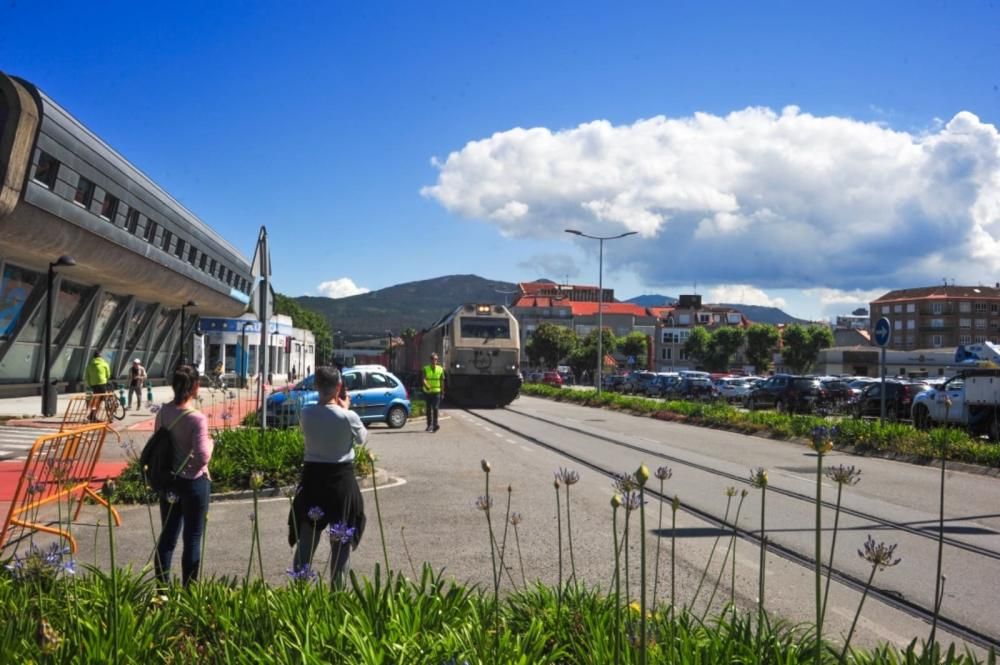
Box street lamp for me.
[494,286,518,307]
[42,255,75,416]
[241,320,255,387]
[564,229,637,395]
[178,300,197,367]
[334,329,342,366]
[385,329,394,370]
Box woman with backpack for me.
[154,365,213,586]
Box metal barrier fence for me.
[0,423,120,554]
[60,392,116,432]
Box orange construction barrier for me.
[60,392,115,432]
[0,423,120,554]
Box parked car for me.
[854,380,931,421]
[744,374,826,413]
[621,371,658,395]
[665,377,718,400]
[266,366,411,428]
[715,377,752,402]
[820,378,853,406]
[541,371,564,388]
[645,373,680,397]
[602,374,626,391]
[525,371,544,383]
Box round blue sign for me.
[874,317,891,347]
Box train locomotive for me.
[392,304,521,407]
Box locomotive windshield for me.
[461,317,510,339]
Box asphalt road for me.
[30,395,996,654]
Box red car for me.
[541,371,564,388]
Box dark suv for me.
[744,374,826,413]
[664,377,717,400]
[853,380,930,420]
[621,371,658,395]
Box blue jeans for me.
[155,475,211,586]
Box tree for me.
[745,323,780,373]
[711,326,746,372]
[525,323,578,368]
[781,324,834,373]
[683,327,713,369]
[619,332,649,369]
[568,328,618,377]
[274,293,333,365]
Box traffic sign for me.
[874,317,891,347]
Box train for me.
[391,303,522,407]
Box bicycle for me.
[88,386,126,422]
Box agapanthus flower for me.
[248,512,256,522]
[749,467,769,489]
[329,522,356,544]
[221,411,232,421]
[611,494,622,509]
[826,464,862,486]
[286,564,318,582]
[724,486,737,497]
[671,495,680,511]
[655,466,673,481]
[27,479,46,495]
[858,535,902,570]
[810,426,833,454]
[635,464,650,485]
[249,471,265,490]
[510,512,522,526]
[165,491,179,505]
[554,467,579,486]
[481,459,491,473]
[100,479,116,500]
[612,472,637,494]
[307,506,325,522]
[623,491,643,512]
[474,495,493,512]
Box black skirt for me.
[287,461,366,549]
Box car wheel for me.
[913,404,931,430]
[387,405,408,429]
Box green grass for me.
[0,566,987,663]
[521,385,1000,468]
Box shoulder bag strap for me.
[166,408,195,431]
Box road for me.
[20,394,996,654]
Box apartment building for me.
[653,295,749,371]
[870,285,1000,350]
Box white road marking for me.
[520,446,533,453]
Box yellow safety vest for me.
[423,364,444,394]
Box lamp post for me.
[334,329,342,366]
[42,255,76,417]
[385,329,394,370]
[564,229,637,395]
[494,286,518,307]
[177,300,197,367]
[241,320,255,387]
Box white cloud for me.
[316,278,370,299]
[802,287,888,318]
[423,108,1000,291]
[706,284,786,309]
[516,253,581,280]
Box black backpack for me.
[139,409,192,493]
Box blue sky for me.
[3,1,999,321]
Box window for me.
[460,317,510,339]
[932,335,943,347]
[931,319,944,328]
[209,259,217,275]
[881,305,890,314]
[960,318,971,328]
[144,219,158,241]
[906,303,915,313]
[678,314,691,325]
[960,334,972,344]
[894,319,902,330]
[975,302,988,313]
[161,230,173,250]
[188,246,198,265]
[976,319,987,329]
[907,320,915,330]
[74,177,95,208]
[100,193,119,221]
[199,254,208,271]
[126,209,140,234]
[992,303,999,314]
[661,348,670,360]
[174,238,186,258]
[932,302,943,314]
[33,152,60,189]
[976,335,987,343]
[893,304,902,313]
[992,321,999,330]
[960,301,971,313]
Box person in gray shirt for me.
[289,367,367,585]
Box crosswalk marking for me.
[0,426,56,461]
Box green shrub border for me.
[520,384,1000,469]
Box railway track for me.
[464,405,1000,654]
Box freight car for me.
[392,304,521,407]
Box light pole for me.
[334,329,342,367]
[494,286,518,307]
[241,320,255,387]
[385,329,394,370]
[42,255,76,416]
[564,229,637,394]
[177,300,197,367]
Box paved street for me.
[3,394,979,654]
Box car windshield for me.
[792,378,819,389]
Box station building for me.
[198,314,315,385]
[0,71,252,396]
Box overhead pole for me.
[250,226,271,430]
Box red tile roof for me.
[569,302,649,317]
[512,295,570,308]
[873,285,1000,302]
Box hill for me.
[624,294,807,324]
[624,294,678,306]
[294,275,518,336]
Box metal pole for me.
[880,346,886,423]
[179,306,186,366]
[597,238,604,395]
[258,228,270,430]
[42,265,55,417]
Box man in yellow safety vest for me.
[422,352,445,432]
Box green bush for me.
[520,384,1000,468]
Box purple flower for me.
[329,522,356,545]
[307,506,325,522]
[286,564,317,582]
[165,491,179,505]
[623,491,644,512]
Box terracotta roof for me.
[569,302,649,317]
[647,306,675,318]
[511,295,570,308]
[873,285,1000,302]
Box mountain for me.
[714,303,810,325]
[625,294,678,306]
[294,275,518,336]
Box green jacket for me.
[85,357,111,388]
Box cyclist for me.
[85,352,112,422]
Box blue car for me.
[265,365,411,428]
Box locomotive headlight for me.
[455,363,463,369]
[476,304,491,314]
